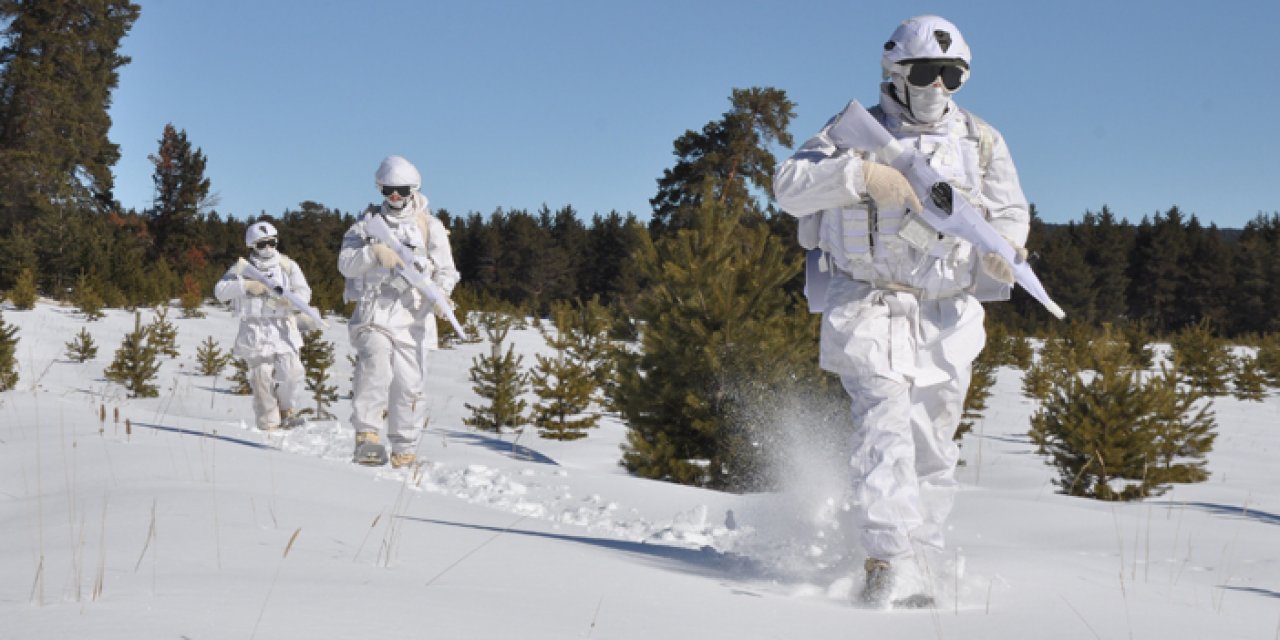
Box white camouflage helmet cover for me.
[881,15,972,78]
[374,155,422,189]
[245,220,278,247]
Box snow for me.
[2,300,1278,639]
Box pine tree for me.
[299,329,338,420]
[64,328,98,363]
[438,286,470,349]
[650,87,795,234]
[147,306,180,358]
[104,312,160,398]
[1117,319,1156,370]
[1169,319,1233,396]
[981,320,1032,368]
[1035,225,1096,322]
[72,272,106,320]
[1232,354,1268,402]
[0,221,38,292]
[147,123,213,269]
[1128,209,1191,333]
[463,314,529,434]
[275,201,350,315]
[179,274,205,318]
[228,358,252,395]
[616,202,817,490]
[1079,207,1133,324]
[0,311,18,390]
[8,267,37,309]
[581,211,646,304]
[0,1,141,230]
[1254,333,1280,387]
[194,336,231,377]
[959,348,997,440]
[1178,218,1233,329]
[1230,215,1280,335]
[1145,366,1216,486]
[1028,328,1217,500]
[530,302,599,440]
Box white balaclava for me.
[903,84,951,123]
[375,155,423,217]
[881,15,972,124]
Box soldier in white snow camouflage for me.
[773,15,1031,607]
[338,155,459,469]
[214,221,312,432]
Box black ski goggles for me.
[902,60,968,91]
[254,238,277,249]
[381,185,412,197]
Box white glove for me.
[243,280,270,296]
[979,238,1028,285]
[371,243,404,269]
[862,161,924,213]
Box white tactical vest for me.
[796,103,996,300]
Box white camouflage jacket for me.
[337,195,460,348]
[213,253,309,358]
[774,85,1029,301]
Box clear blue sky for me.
[108,0,1280,228]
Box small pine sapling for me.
[179,274,206,319]
[72,272,106,321]
[463,314,529,434]
[104,312,161,398]
[65,328,99,363]
[1254,333,1280,388]
[959,347,997,441]
[1232,354,1268,401]
[195,336,232,377]
[299,329,338,420]
[1169,319,1233,396]
[0,311,19,390]
[229,358,252,395]
[1028,327,1217,501]
[8,267,38,310]
[530,302,599,440]
[147,306,180,359]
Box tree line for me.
[995,207,1280,338]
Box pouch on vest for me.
[797,213,821,250]
[804,249,831,313]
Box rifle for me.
[362,210,467,336]
[828,100,1065,320]
[234,257,328,329]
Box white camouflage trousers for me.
[350,326,427,455]
[245,352,304,431]
[820,275,985,560]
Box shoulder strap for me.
[960,107,995,178]
[415,210,432,248]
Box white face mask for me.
[252,246,278,262]
[906,84,952,124]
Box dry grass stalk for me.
[250,528,303,640]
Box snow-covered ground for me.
[2,300,1277,639]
